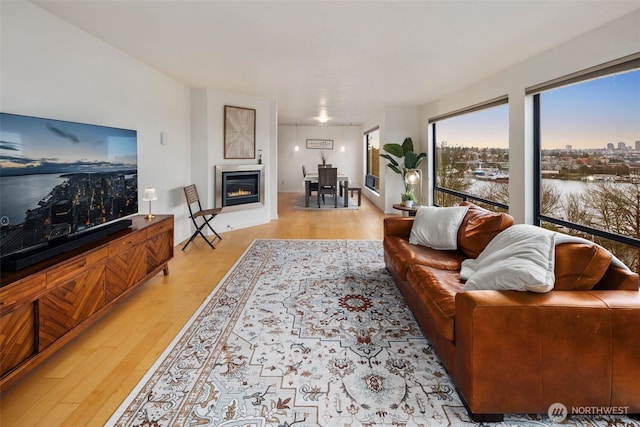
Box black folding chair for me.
[182,184,222,250]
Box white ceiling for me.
[32,0,640,126]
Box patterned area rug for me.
[107,240,639,427]
[293,194,359,210]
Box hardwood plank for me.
[0,192,386,426]
[0,377,60,425]
[36,403,78,427]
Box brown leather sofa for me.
[383,202,640,421]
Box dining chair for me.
[302,165,319,196]
[182,184,223,250]
[317,167,338,208]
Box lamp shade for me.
[143,187,158,202]
[405,169,421,185]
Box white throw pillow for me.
[461,224,555,293]
[409,205,469,250]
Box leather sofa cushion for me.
[457,202,514,259]
[554,243,612,291]
[593,265,640,290]
[384,236,466,281]
[406,265,463,341]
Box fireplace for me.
[222,171,259,206]
[215,165,265,211]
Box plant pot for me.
[404,200,414,208]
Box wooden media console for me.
[0,215,174,391]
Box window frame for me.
[429,96,509,211]
[364,126,380,193]
[531,53,640,249]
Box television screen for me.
[0,112,138,259]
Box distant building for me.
[636,140,640,151]
[566,144,572,151]
[607,143,615,150]
[618,141,626,150]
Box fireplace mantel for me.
[215,165,265,212]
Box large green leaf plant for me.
[380,137,426,194]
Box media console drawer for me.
[107,230,146,258]
[0,214,174,391]
[46,247,108,289]
[147,219,173,238]
[0,275,46,314]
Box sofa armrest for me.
[383,217,414,239]
[454,290,640,415]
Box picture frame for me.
[306,139,334,150]
[224,105,256,159]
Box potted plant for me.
[401,189,417,208]
[380,137,426,201]
[319,150,329,166]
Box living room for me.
[2,1,640,425]
[3,2,638,239]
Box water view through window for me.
[434,67,640,271]
[538,68,640,271]
[433,102,509,208]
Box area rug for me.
[107,239,638,427]
[293,194,359,210]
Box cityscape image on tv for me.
[0,113,138,258]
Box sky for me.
[0,113,137,176]
[437,104,509,149]
[436,68,640,150]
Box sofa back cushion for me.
[409,205,469,250]
[592,264,640,290]
[554,243,612,291]
[457,202,514,258]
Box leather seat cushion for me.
[457,202,514,259]
[384,236,466,281]
[554,242,612,291]
[406,265,463,341]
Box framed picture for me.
[224,105,256,159]
[306,139,334,150]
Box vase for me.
[404,200,414,208]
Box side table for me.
[392,203,418,217]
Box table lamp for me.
[143,187,158,220]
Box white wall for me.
[1,1,279,244]
[277,125,363,193]
[1,0,193,243]
[419,9,640,223]
[362,107,421,214]
[383,107,421,212]
[191,89,278,231]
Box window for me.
[365,127,380,192]
[531,55,640,271]
[430,99,509,210]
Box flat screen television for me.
[0,112,138,271]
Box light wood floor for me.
[0,192,388,427]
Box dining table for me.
[303,170,350,207]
